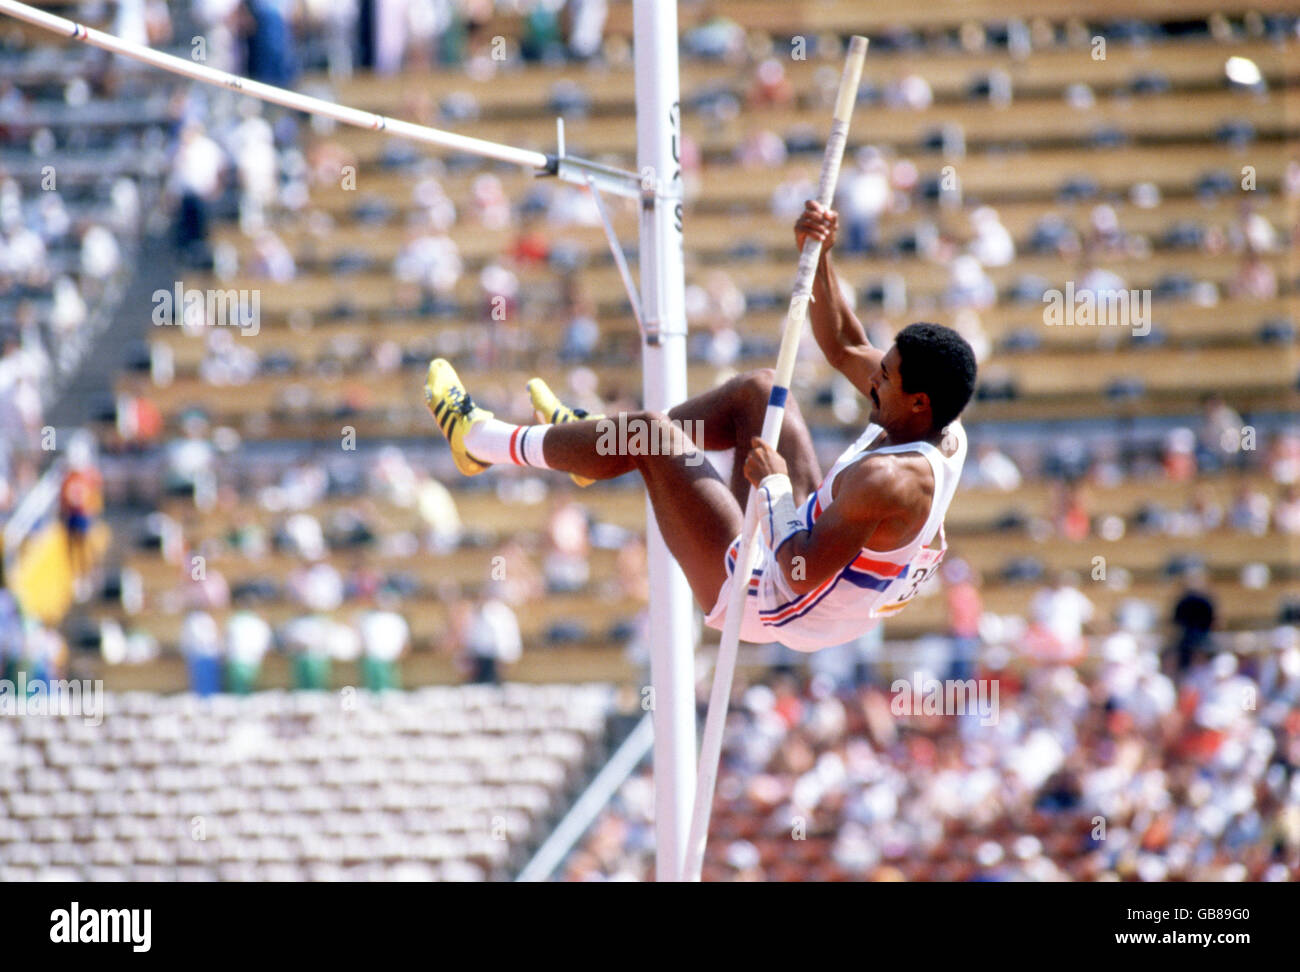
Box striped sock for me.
[463,419,552,469]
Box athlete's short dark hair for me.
[893,322,977,432]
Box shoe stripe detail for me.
[508,426,523,465]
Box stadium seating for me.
[0,684,614,881]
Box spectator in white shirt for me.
[80,224,121,282]
[169,121,225,267]
[838,147,891,253]
[1026,571,1094,664]
[358,607,409,690]
[1273,485,1300,535]
[464,596,521,684]
[224,609,272,693]
[968,206,1015,267]
[973,442,1022,491]
[288,560,344,612]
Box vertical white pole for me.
[633,0,695,882]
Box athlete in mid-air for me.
[423,200,977,652]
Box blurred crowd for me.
[95,440,649,690]
[566,628,1300,881]
[0,170,139,516]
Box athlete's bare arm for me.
[796,200,883,398]
[744,439,931,596]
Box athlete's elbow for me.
[784,560,824,596]
[816,339,849,372]
[787,578,818,597]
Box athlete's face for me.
[867,345,927,428]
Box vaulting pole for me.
[682,35,868,883]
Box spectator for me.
[79,224,121,297]
[228,101,279,235]
[544,497,590,594]
[23,620,66,690]
[415,473,463,553]
[183,559,231,611]
[968,206,1015,267]
[58,435,103,602]
[168,121,225,268]
[945,254,996,311]
[463,595,522,684]
[559,290,600,363]
[1169,569,1215,673]
[943,558,982,680]
[357,605,409,690]
[1085,204,1124,254]
[1267,430,1300,485]
[884,73,933,111]
[1228,484,1271,536]
[1274,484,1300,535]
[734,129,787,169]
[471,174,513,231]
[486,539,543,606]
[682,16,745,61]
[1175,484,1225,535]
[224,609,272,693]
[287,559,344,612]
[393,223,462,312]
[568,0,608,60]
[280,511,328,561]
[1228,252,1277,300]
[282,614,336,690]
[240,0,299,87]
[179,610,223,697]
[972,442,1022,491]
[1196,393,1244,470]
[837,148,892,254]
[0,586,23,685]
[749,58,793,107]
[1162,427,1197,482]
[49,276,88,363]
[1051,481,1090,541]
[1025,571,1094,664]
[950,308,990,364]
[1233,202,1279,254]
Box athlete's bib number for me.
[879,547,946,612]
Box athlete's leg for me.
[526,367,820,503]
[542,411,741,609]
[536,369,821,499]
[426,360,793,608]
[667,368,821,508]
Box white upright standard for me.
[632,0,696,883]
[0,0,700,883]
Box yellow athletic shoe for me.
[424,358,493,476]
[526,377,601,488]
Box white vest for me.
[731,420,967,651]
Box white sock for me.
[463,419,552,469]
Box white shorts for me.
[703,535,817,652]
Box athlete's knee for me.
[636,409,671,432]
[626,410,668,467]
[628,410,704,469]
[743,367,777,401]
